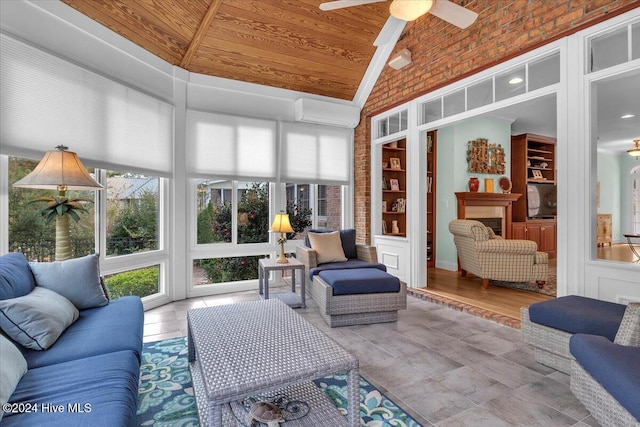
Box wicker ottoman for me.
[310,268,407,327]
[521,296,627,374]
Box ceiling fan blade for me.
[320,0,386,12]
[430,0,478,29]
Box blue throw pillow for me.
[0,253,35,301]
[29,254,108,310]
[0,287,79,350]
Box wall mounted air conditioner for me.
[294,98,360,128]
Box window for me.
[106,172,160,256]
[195,180,270,245]
[284,183,342,236]
[193,256,264,286]
[103,265,160,299]
[588,20,640,73]
[237,181,270,244]
[418,51,560,125]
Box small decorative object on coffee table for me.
[259,257,306,308]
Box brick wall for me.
[354,0,640,244]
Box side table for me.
[258,257,306,308]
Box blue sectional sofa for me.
[0,252,144,426]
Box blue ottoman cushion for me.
[309,259,386,280]
[570,333,640,420]
[319,268,400,296]
[529,295,626,341]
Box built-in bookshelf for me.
[511,133,557,257]
[381,139,406,237]
[426,131,436,267]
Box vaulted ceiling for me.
[61,0,390,101]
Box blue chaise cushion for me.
[309,259,387,280]
[529,295,626,341]
[305,229,358,259]
[3,350,140,427]
[570,333,640,420]
[0,253,35,300]
[319,268,400,296]
[21,296,144,369]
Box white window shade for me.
[0,34,173,177]
[187,110,277,181]
[281,123,351,185]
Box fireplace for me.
[455,192,521,239]
[475,218,503,236]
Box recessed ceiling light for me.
[509,77,523,85]
[621,113,635,119]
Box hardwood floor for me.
[597,242,639,263]
[415,264,555,322]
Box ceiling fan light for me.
[389,0,434,21]
[628,139,640,158]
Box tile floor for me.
[143,290,598,426]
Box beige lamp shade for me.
[13,145,103,191]
[389,0,434,21]
[270,213,294,233]
[271,213,293,263]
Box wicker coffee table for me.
[188,299,359,426]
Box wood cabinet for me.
[511,133,557,257]
[381,139,406,237]
[512,219,557,257]
[597,214,612,247]
[511,133,556,222]
[426,131,436,267]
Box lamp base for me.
[276,237,289,263]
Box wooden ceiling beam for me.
[180,0,223,69]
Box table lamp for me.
[270,212,294,263]
[13,145,104,260]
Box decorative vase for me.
[392,220,400,234]
[484,178,494,193]
[468,177,479,192]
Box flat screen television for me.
[527,183,557,218]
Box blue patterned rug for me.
[137,337,422,426]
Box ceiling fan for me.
[319,0,478,29]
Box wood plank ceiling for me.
[61,0,390,100]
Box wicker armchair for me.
[296,237,406,327]
[448,219,548,289]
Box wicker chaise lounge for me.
[296,229,407,327]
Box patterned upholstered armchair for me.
[448,219,548,289]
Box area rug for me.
[489,267,557,296]
[137,337,422,427]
